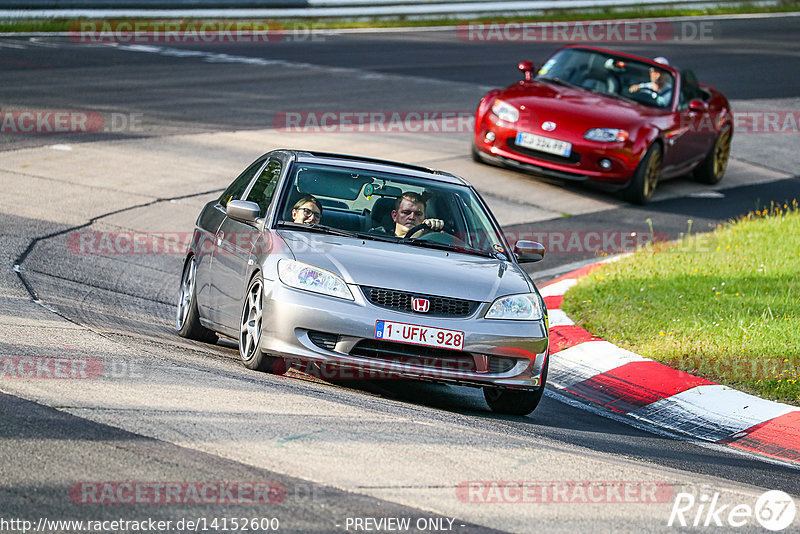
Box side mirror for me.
[518,61,535,82]
[514,240,545,263]
[226,200,260,224]
[688,99,708,113]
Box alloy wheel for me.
[176,257,195,330]
[239,279,263,362]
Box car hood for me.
[497,81,664,132]
[279,230,532,302]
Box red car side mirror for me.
[688,99,708,113]
[518,61,535,82]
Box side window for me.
[219,157,266,207]
[245,158,282,216]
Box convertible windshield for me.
[276,163,509,258]
[537,48,675,109]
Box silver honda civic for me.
[177,150,549,415]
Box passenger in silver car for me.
[291,195,323,225]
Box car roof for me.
[283,150,470,186]
[558,44,680,76]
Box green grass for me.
[2,2,800,33]
[562,202,800,405]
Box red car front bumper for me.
[474,115,642,188]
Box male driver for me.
[383,191,444,238]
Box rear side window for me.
[245,158,282,216]
[219,157,266,207]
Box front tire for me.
[483,357,548,416]
[176,256,218,343]
[623,143,662,205]
[239,275,285,374]
[693,126,731,185]
[471,141,483,163]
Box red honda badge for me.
[412,298,430,313]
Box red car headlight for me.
[491,99,519,123]
[584,128,629,142]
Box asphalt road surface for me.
[1,14,799,533]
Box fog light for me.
[598,158,612,170]
[484,131,496,143]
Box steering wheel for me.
[403,223,473,250]
[404,223,435,240]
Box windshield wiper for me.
[537,76,579,89]
[277,221,356,238]
[404,238,497,259]
[589,89,637,104]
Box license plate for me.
[515,131,572,157]
[374,320,464,351]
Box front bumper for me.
[475,118,640,187]
[259,280,549,390]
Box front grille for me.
[350,339,476,372]
[349,340,522,375]
[506,138,582,164]
[308,331,338,351]
[361,286,479,317]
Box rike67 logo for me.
[668,490,797,531]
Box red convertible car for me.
[472,45,733,204]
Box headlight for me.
[584,128,629,142]
[278,259,354,300]
[491,99,519,123]
[485,293,543,321]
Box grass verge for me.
[561,202,800,405]
[1,2,800,33]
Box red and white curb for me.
[541,262,800,466]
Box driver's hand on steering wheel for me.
[424,219,444,231]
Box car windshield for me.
[275,162,509,259]
[537,48,675,109]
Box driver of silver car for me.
[374,191,444,238]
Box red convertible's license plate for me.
[515,131,572,157]
[374,320,464,350]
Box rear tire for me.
[693,126,731,185]
[483,357,548,416]
[239,275,285,374]
[176,256,218,343]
